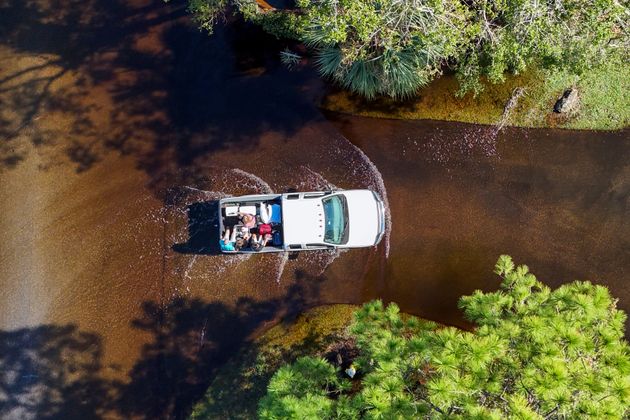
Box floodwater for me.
[0,0,628,418]
[327,115,629,326]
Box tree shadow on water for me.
[0,0,182,169]
[0,325,120,419]
[119,298,276,418]
[0,277,322,419]
[0,0,321,185]
[120,275,323,418]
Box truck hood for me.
[282,190,383,248]
[343,190,381,247]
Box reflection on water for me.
[0,0,629,418]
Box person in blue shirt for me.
[220,227,248,252]
[220,228,237,251]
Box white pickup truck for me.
[218,190,386,253]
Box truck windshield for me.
[322,194,348,245]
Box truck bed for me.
[218,194,284,253]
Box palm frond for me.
[314,47,344,78]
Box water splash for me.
[170,168,289,287]
[173,254,198,295]
[335,136,392,259]
[229,168,273,194]
[272,252,288,284]
[198,261,248,289]
[423,88,525,164]
[181,186,229,199]
[298,165,339,191]
[123,173,262,297]
[305,248,347,277]
[422,125,500,163]
[182,255,197,282]
[181,185,208,194]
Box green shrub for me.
[260,256,630,418]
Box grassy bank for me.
[321,60,630,131]
[190,305,359,419]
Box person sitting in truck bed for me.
[221,228,248,252]
[239,212,256,228]
[250,233,272,251]
[220,228,237,252]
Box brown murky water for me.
[327,115,629,326]
[0,0,628,418]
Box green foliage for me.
[176,0,230,33]
[191,305,358,419]
[322,58,630,130]
[169,0,307,40]
[250,11,306,40]
[280,49,302,69]
[258,356,352,419]
[299,0,468,99]
[182,0,628,101]
[179,0,629,103]
[259,256,630,419]
[455,0,628,96]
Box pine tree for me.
[259,256,630,419]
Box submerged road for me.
[0,0,628,418]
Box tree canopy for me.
[298,0,469,99]
[259,255,630,419]
[455,0,629,95]
[181,0,628,99]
